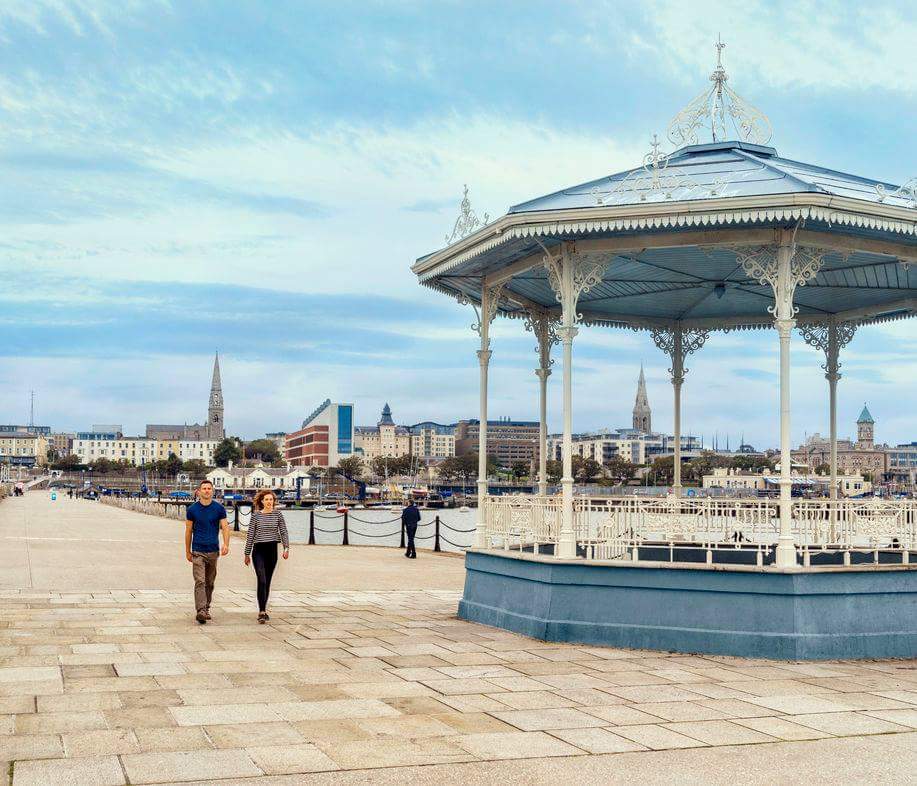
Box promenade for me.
[0,493,915,785]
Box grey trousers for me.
[192,552,218,613]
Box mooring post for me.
[342,509,349,546]
[233,502,240,532]
[400,519,405,549]
[308,509,315,545]
[434,515,441,552]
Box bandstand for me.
[412,46,917,660]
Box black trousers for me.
[405,523,417,557]
[252,542,278,612]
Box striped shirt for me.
[245,510,290,555]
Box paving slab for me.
[121,749,263,782]
[12,754,126,786]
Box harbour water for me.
[239,506,477,553]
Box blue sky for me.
[1,0,915,446]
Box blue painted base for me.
[458,551,917,660]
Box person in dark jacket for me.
[402,499,421,558]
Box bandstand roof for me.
[413,52,917,333]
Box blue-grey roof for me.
[509,142,908,213]
[413,141,917,330]
[857,404,874,424]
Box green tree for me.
[649,455,675,485]
[89,458,115,474]
[572,456,602,483]
[813,462,830,475]
[244,438,281,464]
[603,456,638,483]
[434,456,462,482]
[182,459,209,477]
[510,461,530,480]
[51,454,83,471]
[213,438,242,468]
[729,454,776,473]
[337,455,364,478]
[545,459,563,483]
[165,452,182,476]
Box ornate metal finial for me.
[667,38,772,147]
[592,134,694,205]
[875,178,917,209]
[444,185,490,245]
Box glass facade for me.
[337,405,353,455]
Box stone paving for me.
[1,494,916,784]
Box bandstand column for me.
[526,311,558,496]
[652,325,709,497]
[543,242,607,559]
[469,283,502,548]
[799,320,856,503]
[736,232,829,568]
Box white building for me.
[548,429,702,466]
[354,404,411,461]
[702,467,872,497]
[73,430,219,467]
[0,431,49,468]
[207,463,313,492]
[410,422,455,461]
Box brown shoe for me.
[257,612,267,624]
[203,610,212,621]
[196,612,207,624]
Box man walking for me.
[402,498,420,559]
[184,480,229,624]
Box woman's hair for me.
[253,489,276,511]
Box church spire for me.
[207,352,224,439]
[632,364,652,433]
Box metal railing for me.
[480,494,917,567]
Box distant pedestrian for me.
[244,490,289,623]
[184,480,229,624]
[402,498,420,559]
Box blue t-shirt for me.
[186,501,227,553]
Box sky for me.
[1,0,915,448]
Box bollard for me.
[308,509,316,545]
[400,520,405,549]
[342,509,349,546]
[233,502,240,532]
[434,515,441,552]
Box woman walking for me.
[244,490,290,623]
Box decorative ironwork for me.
[875,178,917,209]
[469,283,504,345]
[444,185,490,245]
[525,310,560,372]
[542,244,609,325]
[799,321,857,379]
[592,135,693,205]
[667,36,772,147]
[651,326,710,383]
[731,244,832,318]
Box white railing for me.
[479,494,917,567]
[481,494,560,553]
[98,496,189,521]
[793,499,917,564]
[581,496,777,564]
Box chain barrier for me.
[348,529,403,539]
[439,534,468,549]
[313,526,344,534]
